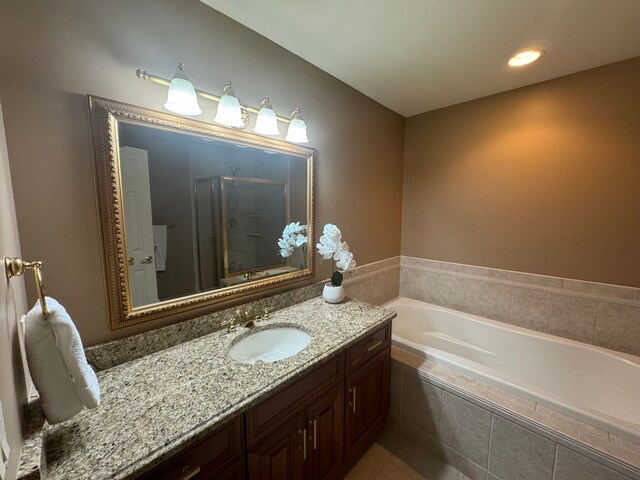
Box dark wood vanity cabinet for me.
[138,415,243,480]
[344,349,390,462]
[247,355,345,480]
[137,322,391,480]
[247,322,390,480]
[247,384,344,480]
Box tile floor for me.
[345,423,469,480]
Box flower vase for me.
[323,283,345,304]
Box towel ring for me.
[4,257,49,317]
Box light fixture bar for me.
[136,68,291,123]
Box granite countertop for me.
[40,297,395,479]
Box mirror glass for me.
[89,97,315,329]
[116,120,312,309]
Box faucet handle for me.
[263,307,273,318]
[221,316,237,333]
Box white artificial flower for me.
[294,234,308,247]
[316,224,357,272]
[316,235,336,259]
[323,224,342,244]
[335,242,356,271]
[278,222,308,258]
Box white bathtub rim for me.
[385,296,640,366]
[385,297,640,444]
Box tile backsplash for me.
[400,256,640,357]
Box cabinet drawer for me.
[246,352,344,447]
[346,323,390,373]
[140,416,243,480]
[201,458,244,480]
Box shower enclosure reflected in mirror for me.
[195,176,297,290]
[89,96,315,329]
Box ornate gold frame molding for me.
[88,95,316,330]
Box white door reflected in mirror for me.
[120,146,159,307]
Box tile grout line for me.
[592,301,601,345]
[372,453,390,479]
[551,443,560,480]
[486,414,495,479]
[508,287,515,324]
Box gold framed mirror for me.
[88,96,315,329]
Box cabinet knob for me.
[177,465,201,480]
[348,387,357,413]
[313,419,317,450]
[365,339,383,352]
[303,428,307,460]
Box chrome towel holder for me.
[4,256,49,317]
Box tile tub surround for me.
[343,256,400,307]
[400,256,640,356]
[86,256,400,371]
[390,347,640,480]
[27,298,394,479]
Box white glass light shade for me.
[285,108,309,143]
[253,97,280,135]
[164,64,202,116]
[214,82,244,128]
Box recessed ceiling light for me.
[508,49,545,67]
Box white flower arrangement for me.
[278,222,308,259]
[316,223,356,286]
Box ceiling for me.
[200,0,640,117]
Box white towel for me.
[153,225,167,271]
[24,297,100,424]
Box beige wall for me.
[0,0,405,345]
[402,57,640,288]
[0,103,30,480]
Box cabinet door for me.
[248,412,306,480]
[344,349,390,462]
[306,383,344,480]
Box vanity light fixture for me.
[136,64,311,143]
[213,82,245,128]
[163,63,202,116]
[508,49,545,67]
[284,108,309,144]
[253,97,280,136]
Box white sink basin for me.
[229,327,312,365]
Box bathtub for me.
[385,297,640,443]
